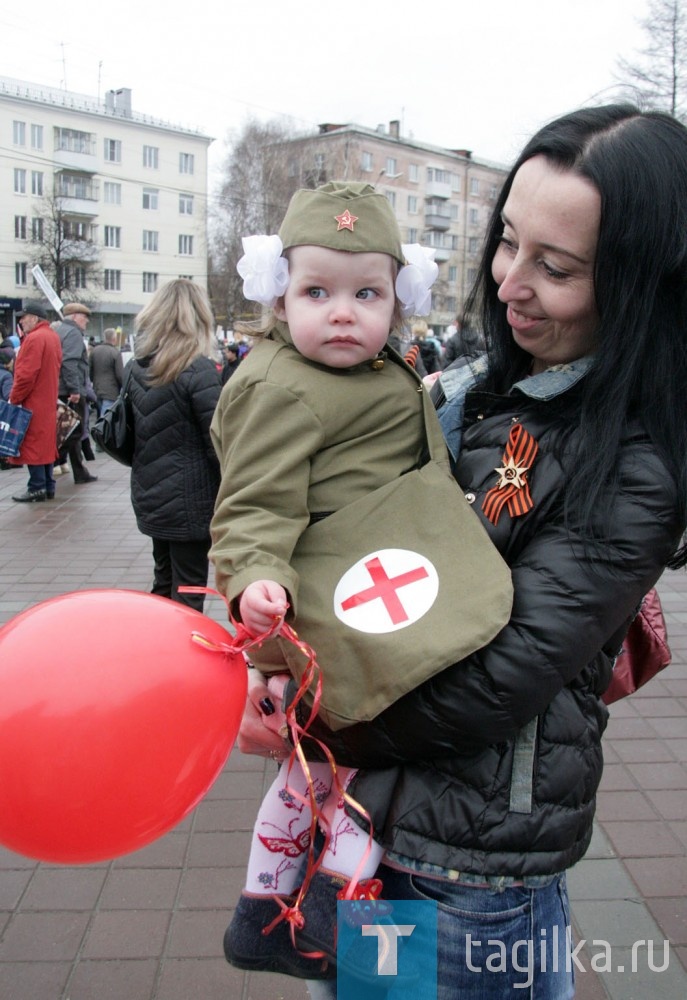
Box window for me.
[142,187,159,210]
[13,120,26,145]
[31,171,44,196]
[179,194,193,215]
[468,237,479,254]
[104,269,121,291]
[446,296,457,313]
[451,173,461,193]
[143,145,159,168]
[178,234,194,255]
[104,226,121,249]
[142,272,159,293]
[448,266,457,284]
[407,227,418,243]
[142,230,159,252]
[361,151,373,172]
[385,191,396,209]
[470,177,480,195]
[14,169,26,194]
[179,152,194,174]
[408,163,419,183]
[62,219,91,240]
[55,127,94,154]
[469,207,479,225]
[490,183,499,200]
[104,182,122,205]
[74,267,87,289]
[427,167,451,184]
[407,195,418,214]
[31,124,43,150]
[385,157,397,176]
[15,262,27,285]
[56,174,97,200]
[467,267,478,286]
[14,216,27,240]
[31,217,43,241]
[450,203,459,221]
[104,138,122,162]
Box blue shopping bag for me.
[0,400,32,458]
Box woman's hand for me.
[240,580,288,635]
[237,667,290,762]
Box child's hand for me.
[422,371,442,389]
[240,580,288,636]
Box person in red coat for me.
[9,300,62,502]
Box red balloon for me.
[0,590,247,864]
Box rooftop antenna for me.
[97,61,103,104]
[60,41,67,89]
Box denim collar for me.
[509,356,595,401]
[436,355,594,463]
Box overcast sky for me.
[1,0,649,172]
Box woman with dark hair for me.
[238,105,687,999]
[127,279,222,612]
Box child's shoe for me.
[223,892,334,980]
[295,870,419,988]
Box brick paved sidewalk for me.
[0,454,686,999]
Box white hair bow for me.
[395,244,439,317]
[236,235,290,306]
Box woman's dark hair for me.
[464,104,687,568]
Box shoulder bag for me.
[91,364,135,466]
[602,588,672,705]
[0,399,32,458]
[56,400,81,450]
[257,385,514,731]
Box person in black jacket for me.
[238,106,687,999]
[127,280,222,613]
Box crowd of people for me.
[3,99,687,1000]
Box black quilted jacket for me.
[128,355,221,541]
[302,366,682,876]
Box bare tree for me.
[615,0,687,120]
[209,117,308,328]
[27,194,101,302]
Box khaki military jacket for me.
[210,321,426,617]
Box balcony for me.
[425,208,451,231]
[56,197,99,218]
[425,180,452,200]
[54,177,100,217]
[53,149,97,173]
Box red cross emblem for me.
[334,549,439,634]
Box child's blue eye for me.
[307,287,326,299]
[356,288,377,300]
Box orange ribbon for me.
[178,585,377,952]
[481,423,538,525]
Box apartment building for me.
[283,120,509,334]
[0,77,212,338]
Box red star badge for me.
[335,209,358,232]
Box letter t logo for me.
[361,924,416,975]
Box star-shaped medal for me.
[494,456,528,490]
[335,209,358,232]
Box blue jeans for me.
[308,865,574,999]
[27,463,55,495]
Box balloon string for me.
[178,586,377,932]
